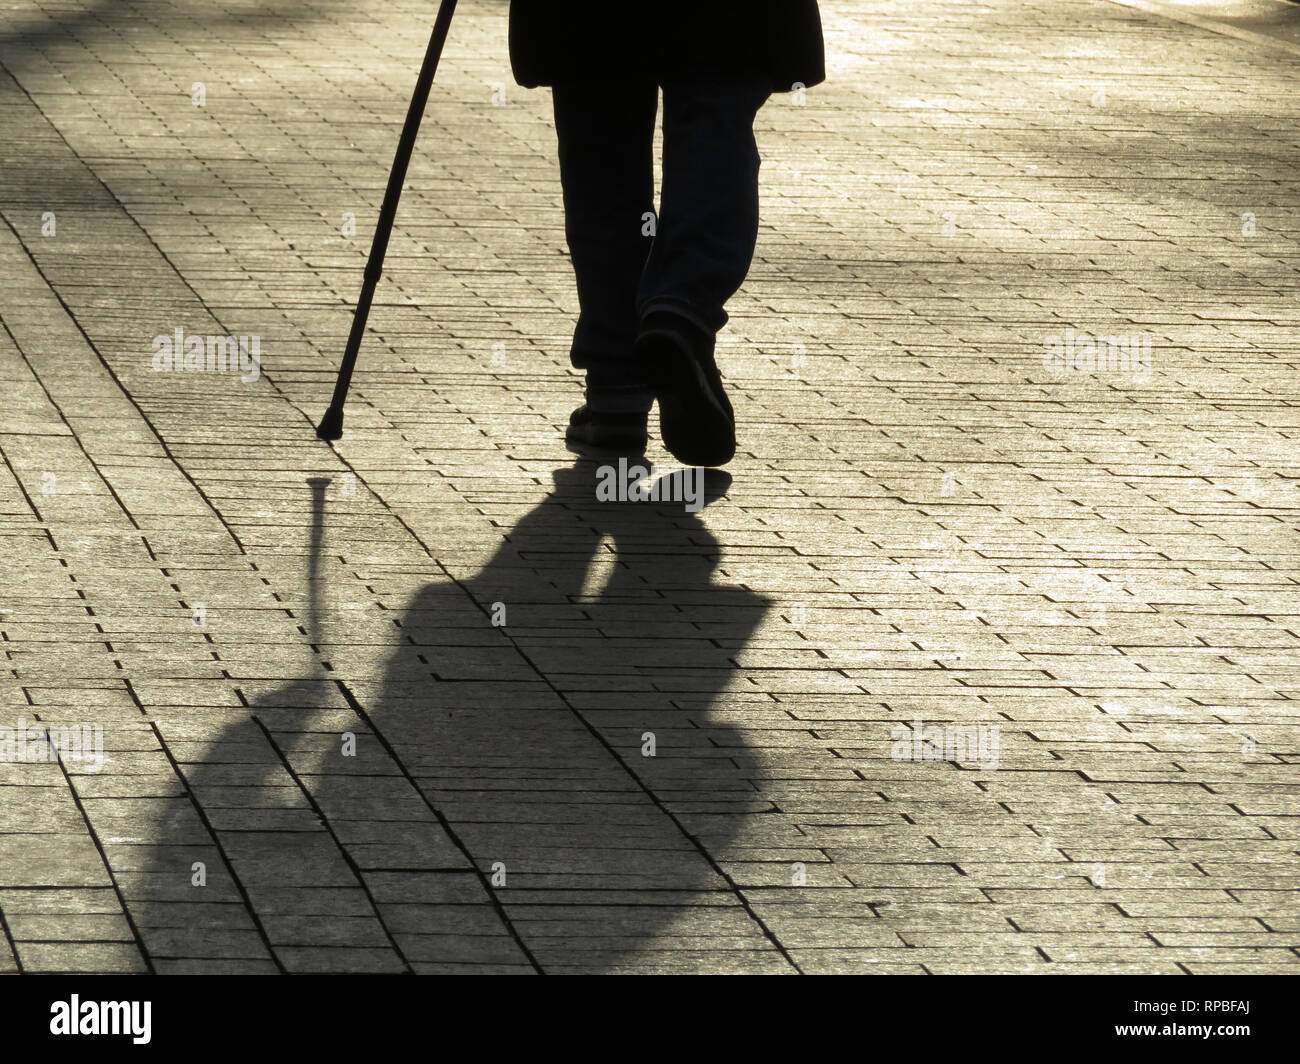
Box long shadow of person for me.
[139,460,775,974]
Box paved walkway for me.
[0,0,1297,974]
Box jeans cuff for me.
[584,377,654,415]
[638,297,723,336]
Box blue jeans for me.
[552,73,771,413]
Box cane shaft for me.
[318,0,459,440]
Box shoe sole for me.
[639,329,735,467]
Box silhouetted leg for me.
[638,72,772,336]
[552,81,659,414]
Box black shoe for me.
[636,312,735,467]
[565,405,648,454]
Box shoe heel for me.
[635,323,735,467]
[639,329,685,394]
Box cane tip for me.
[316,408,344,440]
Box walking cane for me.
[316,0,459,440]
